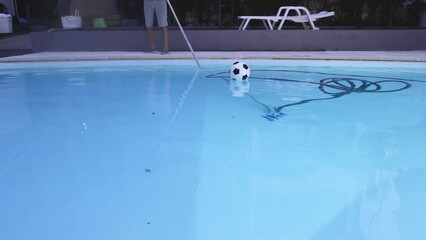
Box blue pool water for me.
[1,60,426,240]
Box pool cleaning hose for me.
[167,0,201,68]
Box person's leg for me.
[147,27,157,49]
[144,1,157,51]
[155,1,169,53]
[161,26,169,52]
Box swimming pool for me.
[1,60,425,240]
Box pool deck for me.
[1,51,426,62]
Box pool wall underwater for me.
[1,60,426,240]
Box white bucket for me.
[0,14,12,33]
[61,10,82,29]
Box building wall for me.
[69,0,117,16]
[0,0,15,15]
[55,0,69,16]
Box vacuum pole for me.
[166,0,201,68]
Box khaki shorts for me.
[144,0,168,27]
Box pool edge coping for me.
[1,51,426,63]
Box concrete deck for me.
[1,51,426,62]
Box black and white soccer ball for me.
[229,61,251,81]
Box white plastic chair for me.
[238,6,335,30]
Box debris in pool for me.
[145,169,151,173]
[152,112,155,115]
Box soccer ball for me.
[229,61,250,81]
